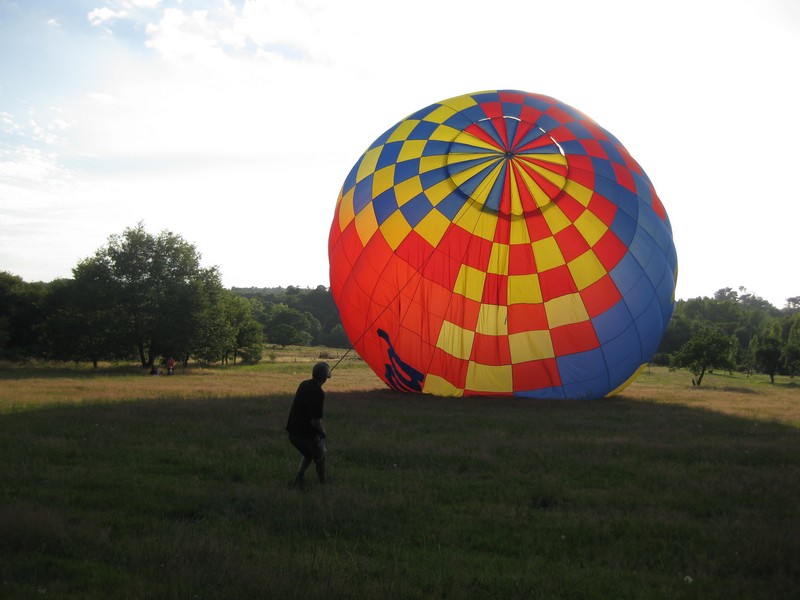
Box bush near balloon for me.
[1,361,799,598]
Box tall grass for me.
[1,354,798,599]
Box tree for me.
[784,314,800,377]
[263,303,317,347]
[0,272,48,360]
[41,277,130,367]
[73,223,224,368]
[222,294,264,364]
[754,336,783,384]
[669,326,734,386]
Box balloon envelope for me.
[329,90,677,399]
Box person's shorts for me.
[288,433,326,462]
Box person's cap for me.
[312,361,331,381]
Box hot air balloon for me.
[328,90,677,399]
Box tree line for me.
[0,224,347,369]
[2,224,798,381]
[656,288,800,385]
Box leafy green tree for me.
[41,277,130,367]
[263,303,316,347]
[754,336,783,384]
[0,272,47,360]
[74,223,224,368]
[223,294,264,364]
[669,325,734,386]
[784,314,800,377]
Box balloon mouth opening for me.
[445,115,568,217]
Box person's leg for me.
[314,456,326,483]
[313,438,326,483]
[289,434,315,488]
[293,455,312,487]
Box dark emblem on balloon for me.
[377,329,424,392]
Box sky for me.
[1,0,799,308]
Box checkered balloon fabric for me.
[329,90,677,399]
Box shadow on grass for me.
[1,391,799,599]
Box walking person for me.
[286,362,331,488]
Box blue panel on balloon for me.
[420,167,449,189]
[523,95,553,112]
[557,348,610,399]
[501,100,523,120]
[409,120,440,140]
[373,189,398,225]
[643,249,667,289]
[537,114,560,132]
[635,299,664,359]
[590,158,616,183]
[633,172,653,207]
[377,142,403,169]
[603,323,642,369]
[422,141,451,157]
[617,189,640,221]
[437,190,469,220]
[600,140,625,164]
[628,228,656,270]
[564,121,592,140]
[516,386,566,400]
[611,252,645,296]
[353,175,374,215]
[399,194,434,228]
[592,299,634,343]
[609,208,637,247]
[395,159,420,183]
[622,273,655,319]
[558,140,587,156]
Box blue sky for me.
[1,0,799,307]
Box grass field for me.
[1,351,799,599]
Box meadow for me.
[1,351,799,599]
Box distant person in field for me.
[286,362,331,488]
[166,356,176,375]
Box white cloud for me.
[88,7,129,27]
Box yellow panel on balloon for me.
[436,320,475,360]
[394,176,424,206]
[414,209,451,247]
[424,179,457,206]
[487,243,509,275]
[574,210,608,246]
[379,211,412,250]
[509,215,532,245]
[354,203,378,247]
[509,329,555,363]
[387,120,418,143]
[356,146,381,183]
[563,179,593,207]
[507,273,542,304]
[422,373,463,397]
[476,304,508,336]
[428,123,461,141]
[337,188,355,230]
[545,293,590,328]
[372,165,395,197]
[423,106,458,126]
[466,362,513,393]
[541,203,570,234]
[568,250,606,291]
[531,237,565,271]
[453,264,486,302]
[398,140,427,161]
[452,205,498,242]
[419,154,448,174]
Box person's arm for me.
[310,418,326,439]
